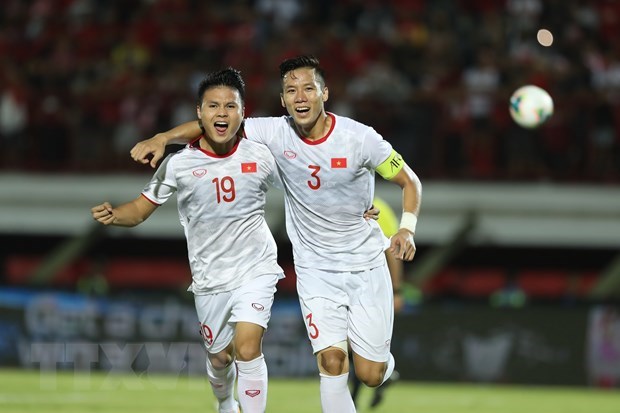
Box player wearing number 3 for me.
[130,55,422,413]
[92,68,283,413]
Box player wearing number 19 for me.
[130,55,422,413]
[91,68,283,413]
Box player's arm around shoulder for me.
[376,152,422,261]
[91,195,158,227]
[130,121,203,168]
[243,116,289,146]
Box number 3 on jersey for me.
[305,313,319,339]
[307,165,321,190]
[212,176,236,203]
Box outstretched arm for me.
[91,196,158,227]
[386,164,422,261]
[130,121,203,168]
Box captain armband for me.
[376,150,404,180]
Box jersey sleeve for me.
[243,118,274,145]
[361,127,394,170]
[141,154,178,204]
[243,116,286,146]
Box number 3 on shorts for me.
[305,313,319,339]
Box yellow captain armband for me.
[376,150,404,180]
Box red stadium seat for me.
[5,255,90,286]
[421,268,461,296]
[103,258,191,290]
[458,268,507,297]
[575,270,600,296]
[516,269,569,298]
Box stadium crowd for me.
[1,0,619,183]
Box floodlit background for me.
[1,0,620,407]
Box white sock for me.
[380,353,395,386]
[207,359,238,413]
[236,354,268,413]
[319,373,356,413]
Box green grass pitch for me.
[1,368,619,413]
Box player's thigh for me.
[348,264,394,362]
[230,272,281,328]
[195,292,235,354]
[296,266,348,354]
[230,273,280,360]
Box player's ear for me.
[280,93,285,108]
[196,104,201,119]
[322,86,329,102]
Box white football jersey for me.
[245,113,392,271]
[142,138,283,294]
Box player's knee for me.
[233,322,265,361]
[317,347,347,376]
[363,373,384,388]
[207,352,231,370]
[356,371,383,388]
[234,340,261,362]
[354,364,385,388]
[207,345,234,370]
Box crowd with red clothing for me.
[1,0,619,183]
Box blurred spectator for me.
[0,0,618,182]
[0,63,29,169]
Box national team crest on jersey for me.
[331,158,347,168]
[241,162,257,173]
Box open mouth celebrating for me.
[214,121,229,134]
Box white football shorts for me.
[296,263,394,362]
[194,272,282,354]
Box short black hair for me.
[279,55,326,86]
[197,67,245,105]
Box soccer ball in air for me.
[509,85,554,129]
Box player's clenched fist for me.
[130,133,168,168]
[388,229,416,261]
[91,202,116,225]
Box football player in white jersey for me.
[130,55,422,413]
[91,68,283,413]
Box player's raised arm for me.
[91,196,158,227]
[130,120,203,168]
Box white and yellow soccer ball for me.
[509,85,554,129]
